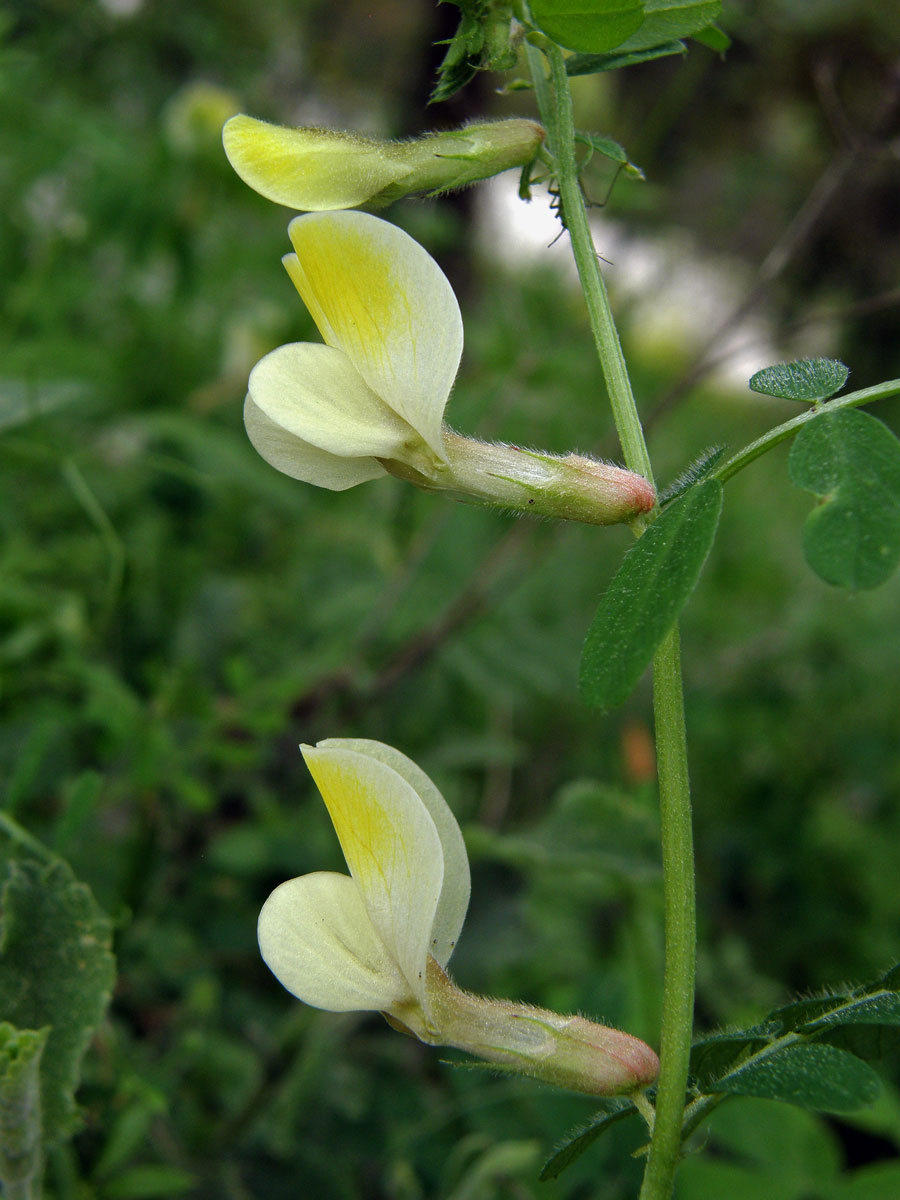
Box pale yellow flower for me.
[259,739,660,1096]
[223,116,544,211]
[245,211,655,525]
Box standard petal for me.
[285,212,463,458]
[258,871,410,1011]
[223,115,411,211]
[301,743,444,1004]
[249,341,416,460]
[317,739,470,968]
[243,395,386,490]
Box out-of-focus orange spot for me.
[621,720,656,785]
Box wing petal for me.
[258,871,409,1012]
[243,395,386,490]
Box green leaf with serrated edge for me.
[691,21,730,51]
[530,0,646,54]
[0,1024,48,1194]
[575,131,644,176]
[601,0,721,54]
[0,859,116,1143]
[539,1100,636,1180]
[580,478,722,710]
[788,408,900,589]
[659,445,728,506]
[710,1043,881,1113]
[750,357,849,403]
[565,40,685,74]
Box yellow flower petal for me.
[318,739,469,968]
[243,395,386,490]
[285,212,462,459]
[258,871,409,1011]
[302,743,444,1004]
[223,114,411,211]
[248,341,415,459]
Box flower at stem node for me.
[243,211,655,526]
[258,738,660,1097]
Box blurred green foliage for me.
[1,0,899,1196]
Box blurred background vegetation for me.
[1,0,899,1196]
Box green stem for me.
[714,378,900,485]
[639,627,695,1200]
[526,35,696,1200]
[526,38,654,485]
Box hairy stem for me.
[639,627,695,1199]
[526,35,697,1200]
[714,378,900,484]
[526,38,654,485]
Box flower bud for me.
[380,430,655,527]
[422,960,659,1096]
[223,115,544,211]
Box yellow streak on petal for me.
[283,235,406,387]
[307,754,405,894]
[302,745,444,1002]
[285,213,461,458]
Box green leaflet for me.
[0,859,116,1144]
[539,1099,637,1180]
[709,1043,881,1113]
[690,21,730,51]
[531,0,721,54]
[530,0,646,53]
[600,0,721,54]
[690,966,900,1124]
[579,479,722,709]
[750,357,849,403]
[788,407,900,589]
[690,1028,773,1088]
[774,990,900,1035]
